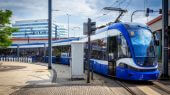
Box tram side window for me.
[91,38,107,61]
[108,36,118,61]
[118,35,131,58]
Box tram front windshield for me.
[126,24,156,66]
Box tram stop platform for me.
[0,62,130,95]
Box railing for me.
[0,57,33,63]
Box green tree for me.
[0,10,18,48]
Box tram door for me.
[108,36,118,76]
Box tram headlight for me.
[137,61,143,66]
[153,62,158,66]
[119,63,128,68]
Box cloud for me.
[0,0,162,37]
[0,0,48,21]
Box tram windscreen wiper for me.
[135,56,155,58]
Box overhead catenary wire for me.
[91,0,126,21]
[56,0,131,37]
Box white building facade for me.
[12,19,68,44]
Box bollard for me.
[28,58,30,63]
[15,57,17,62]
[24,57,25,63]
[22,57,24,62]
[30,58,32,63]
[9,57,11,61]
[21,57,23,62]
[28,58,32,63]
[17,57,18,62]
[19,57,21,62]
[20,57,21,62]
[25,57,27,63]
[14,57,16,62]
[26,57,28,63]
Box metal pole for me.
[28,35,30,43]
[87,18,91,83]
[48,0,52,69]
[67,14,70,38]
[91,60,93,80]
[131,10,145,22]
[27,34,29,44]
[44,43,46,62]
[55,25,57,39]
[161,0,169,79]
[17,45,20,57]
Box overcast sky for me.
[0,0,162,37]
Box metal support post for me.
[67,14,70,38]
[44,43,46,62]
[55,25,58,39]
[48,0,52,69]
[131,10,145,22]
[161,0,169,79]
[87,18,91,83]
[17,45,20,58]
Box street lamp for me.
[71,26,80,37]
[52,10,70,39]
[66,14,71,38]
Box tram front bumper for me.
[116,67,160,81]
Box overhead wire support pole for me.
[161,0,169,79]
[48,0,52,69]
[131,10,145,22]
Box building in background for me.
[147,12,170,61]
[12,19,68,44]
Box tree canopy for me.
[0,10,18,48]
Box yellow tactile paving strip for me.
[137,86,161,95]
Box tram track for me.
[114,80,137,95]
[96,74,141,95]
[121,80,170,95]
[90,71,170,95]
[152,81,170,95]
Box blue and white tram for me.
[9,22,159,81]
[85,22,159,81]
